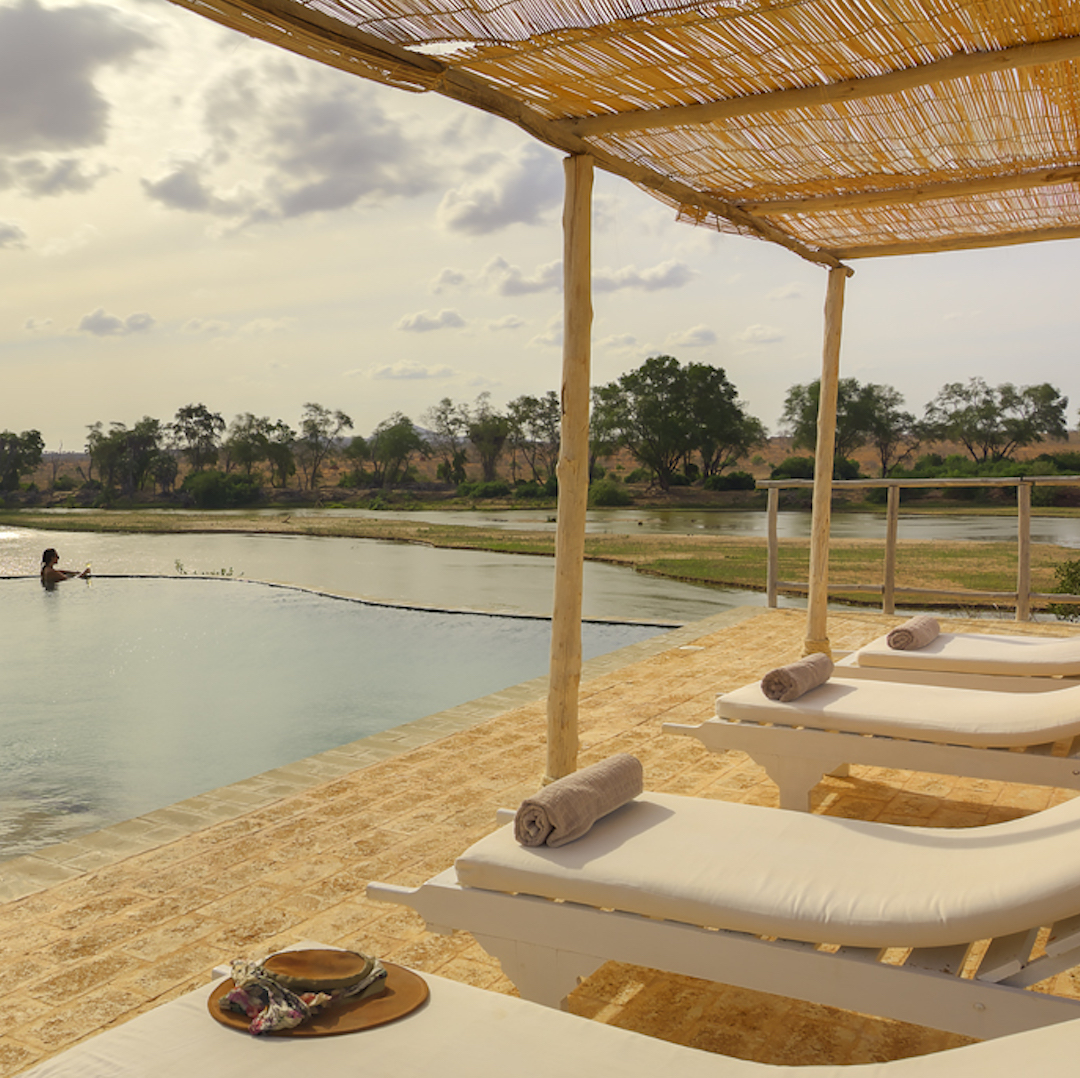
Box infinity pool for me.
[0,577,664,859]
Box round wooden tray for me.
[208,960,428,1037]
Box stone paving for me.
[2,607,1079,1076]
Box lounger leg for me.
[472,934,605,1010]
[755,754,841,812]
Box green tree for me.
[683,363,766,478]
[86,422,122,489]
[922,378,1068,463]
[368,413,425,487]
[589,385,622,479]
[858,383,919,477]
[422,397,470,485]
[264,421,296,489]
[223,413,284,478]
[598,356,690,490]
[597,357,763,489]
[129,417,166,492]
[342,433,372,484]
[172,403,225,472]
[0,429,44,491]
[781,377,871,465]
[467,393,511,483]
[507,391,561,483]
[150,450,179,493]
[86,418,166,495]
[296,403,353,490]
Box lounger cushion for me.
[456,791,1080,949]
[716,676,1080,747]
[18,968,752,1078]
[855,632,1080,677]
[20,962,1080,1078]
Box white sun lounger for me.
[666,675,1080,810]
[846,631,1080,681]
[18,947,1080,1078]
[369,792,1080,1040]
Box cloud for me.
[734,323,784,344]
[9,155,109,196]
[438,143,562,235]
[0,0,154,154]
[396,308,466,332]
[143,61,432,225]
[767,281,804,301]
[235,317,292,336]
[39,223,99,257]
[431,267,467,293]
[487,315,524,331]
[142,160,252,217]
[0,0,153,199]
[592,259,695,293]
[77,307,155,336]
[24,316,51,331]
[0,221,28,249]
[267,85,429,217]
[367,361,456,379]
[482,256,561,296]
[669,325,717,347]
[530,316,562,348]
[598,333,638,350]
[182,317,229,335]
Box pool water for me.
[0,577,664,859]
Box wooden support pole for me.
[804,266,851,657]
[1017,481,1032,622]
[767,487,779,608]
[546,153,593,784]
[883,484,900,615]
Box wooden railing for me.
[758,476,1080,620]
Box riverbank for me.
[3,508,1077,612]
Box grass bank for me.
[2,508,1075,611]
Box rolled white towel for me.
[760,652,833,702]
[887,615,941,651]
[514,754,644,848]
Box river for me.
[5,505,1071,623]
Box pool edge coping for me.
[0,604,762,903]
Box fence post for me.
[1017,481,1031,621]
[767,486,779,608]
[883,483,899,615]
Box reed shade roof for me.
[167,0,1080,265]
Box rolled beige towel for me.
[760,652,833,702]
[887,615,941,651]
[514,754,644,848]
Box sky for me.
[3,0,1080,454]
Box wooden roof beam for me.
[560,35,1080,137]
[741,166,1080,215]
[835,223,1080,259]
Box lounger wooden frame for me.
[368,812,1080,1041]
[666,718,1080,812]
[671,667,1080,813]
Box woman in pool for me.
[40,548,90,586]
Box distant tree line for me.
[774,375,1069,483]
[1,364,1072,504]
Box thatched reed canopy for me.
[168,0,1080,266]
